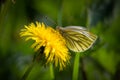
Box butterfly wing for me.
[57,26,97,52]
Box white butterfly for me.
[56,26,97,52]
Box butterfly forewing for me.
[57,26,97,52]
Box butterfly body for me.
[56,26,97,52]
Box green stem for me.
[57,0,63,26]
[21,62,35,80]
[0,0,11,27]
[49,64,54,80]
[72,53,80,80]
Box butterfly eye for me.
[56,26,60,30]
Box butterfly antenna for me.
[44,16,57,26]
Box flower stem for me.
[0,0,11,27]
[49,64,54,80]
[21,62,35,80]
[57,0,63,26]
[72,53,80,80]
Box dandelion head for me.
[20,22,70,70]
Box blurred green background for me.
[0,0,120,80]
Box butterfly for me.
[56,26,97,52]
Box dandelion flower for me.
[20,22,70,70]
